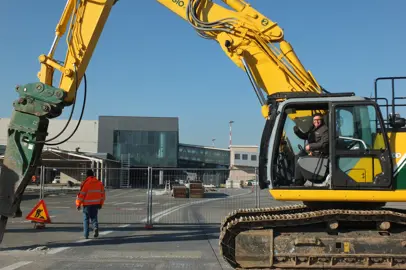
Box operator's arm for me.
[158,0,322,117]
[293,126,308,140]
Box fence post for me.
[145,166,153,229]
[255,167,260,208]
[40,166,45,200]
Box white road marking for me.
[95,250,202,259]
[162,202,176,207]
[47,247,70,254]
[76,230,114,243]
[110,190,135,198]
[118,224,130,228]
[76,239,91,243]
[141,191,251,223]
[113,202,145,206]
[0,261,32,270]
[120,195,146,198]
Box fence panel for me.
[148,167,259,225]
[25,167,150,225]
[106,168,150,225]
[21,165,267,227]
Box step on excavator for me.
[1,0,406,269]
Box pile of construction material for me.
[172,185,188,198]
[188,182,204,198]
[170,180,205,198]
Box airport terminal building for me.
[0,116,258,187]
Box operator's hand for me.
[305,145,310,151]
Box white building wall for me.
[226,145,259,188]
[0,118,98,153]
[230,145,259,167]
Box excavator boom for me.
[158,0,323,116]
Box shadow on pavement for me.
[4,223,221,234]
[22,191,77,201]
[21,194,41,201]
[0,225,220,251]
[202,192,229,198]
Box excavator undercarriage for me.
[220,204,406,269]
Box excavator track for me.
[220,204,308,232]
[219,205,406,269]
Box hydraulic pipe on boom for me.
[157,0,324,118]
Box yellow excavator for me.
[1,0,406,269]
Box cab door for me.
[331,101,393,189]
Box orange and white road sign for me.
[25,199,51,223]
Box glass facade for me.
[113,130,178,167]
[178,144,230,168]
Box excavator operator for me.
[293,113,329,185]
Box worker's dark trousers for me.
[83,205,99,238]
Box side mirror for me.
[389,113,406,128]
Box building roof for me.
[0,146,119,163]
[229,145,258,148]
[43,147,119,162]
[179,143,230,152]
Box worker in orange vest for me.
[31,175,38,186]
[76,169,105,239]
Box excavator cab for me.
[259,91,394,193]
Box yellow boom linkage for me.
[38,0,115,103]
[158,0,323,117]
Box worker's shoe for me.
[94,228,99,238]
[13,208,23,218]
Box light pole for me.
[212,138,216,147]
[229,120,234,148]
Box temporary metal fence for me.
[26,166,266,227]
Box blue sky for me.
[1,0,405,149]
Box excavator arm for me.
[38,0,116,104]
[0,0,117,242]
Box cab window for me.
[335,104,385,150]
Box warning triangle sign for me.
[25,199,51,223]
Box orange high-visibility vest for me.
[76,176,105,207]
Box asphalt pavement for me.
[0,186,285,270]
[4,187,404,269]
